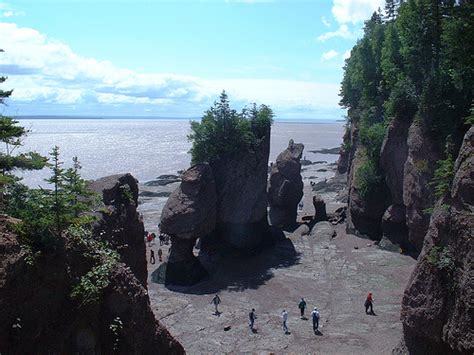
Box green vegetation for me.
[427,246,455,273]
[188,91,273,164]
[1,56,118,307]
[7,147,97,251]
[0,52,47,207]
[69,226,119,306]
[340,0,473,202]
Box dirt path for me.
[147,222,415,354]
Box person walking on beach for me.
[249,309,257,332]
[211,294,221,315]
[311,307,320,333]
[298,298,307,318]
[146,232,153,247]
[157,248,163,262]
[365,292,374,314]
[150,249,156,264]
[282,310,289,334]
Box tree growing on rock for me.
[0,50,47,209]
[188,91,273,164]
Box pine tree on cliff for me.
[0,50,47,209]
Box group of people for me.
[210,293,376,335]
[145,230,170,265]
[210,295,322,335]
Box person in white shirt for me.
[282,309,289,334]
[311,307,320,333]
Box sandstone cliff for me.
[0,173,184,354]
[398,127,473,355]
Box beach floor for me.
[145,160,417,354]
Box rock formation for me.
[160,163,216,286]
[380,118,413,251]
[89,173,147,286]
[0,172,185,354]
[402,122,441,251]
[312,193,328,223]
[209,125,271,251]
[346,147,389,238]
[268,140,304,230]
[399,127,473,354]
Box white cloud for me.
[0,2,25,17]
[0,22,342,118]
[331,0,384,24]
[317,24,359,42]
[342,50,351,60]
[321,50,339,62]
[322,16,331,27]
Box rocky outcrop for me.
[346,147,389,238]
[337,126,351,175]
[268,140,304,229]
[0,213,184,353]
[89,173,147,286]
[209,125,271,251]
[403,122,441,251]
[379,118,414,251]
[312,194,327,223]
[400,127,474,354]
[160,163,216,286]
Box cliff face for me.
[341,115,444,253]
[399,127,473,354]
[0,173,184,354]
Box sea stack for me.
[268,139,304,230]
[160,163,217,286]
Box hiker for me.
[159,233,164,246]
[298,201,304,210]
[282,310,289,334]
[365,292,374,314]
[249,309,257,331]
[311,307,320,333]
[298,298,307,318]
[211,294,221,315]
[150,249,155,264]
[151,232,156,244]
[146,233,153,247]
[158,248,163,262]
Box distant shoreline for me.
[17,115,344,124]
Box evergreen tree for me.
[0,50,46,208]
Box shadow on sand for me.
[151,237,300,295]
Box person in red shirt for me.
[365,292,374,314]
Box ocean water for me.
[16,118,345,187]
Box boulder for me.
[400,127,474,355]
[160,163,216,286]
[89,173,147,286]
[309,221,336,242]
[268,140,304,229]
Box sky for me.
[0,0,385,119]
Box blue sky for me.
[0,0,384,119]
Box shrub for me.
[355,159,383,199]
